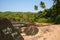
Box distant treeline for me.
[0,9,60,24]
[0,12,37,22]
[0,0,60,24]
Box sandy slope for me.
[21,24,60,40]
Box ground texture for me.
[21,23,60,40]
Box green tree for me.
[40,1,46,9]
[53,0,60,15]
[34,5,38,10]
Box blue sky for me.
[0,0,53,12]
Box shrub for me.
[36,18,48,23]
[47,17,54,22]
[54,15,60,24]
[15,16,20,21]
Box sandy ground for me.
[21,24,60,40]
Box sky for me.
[0,0,53,12]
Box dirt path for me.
[21,24,60,40]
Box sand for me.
[21,24,60,40]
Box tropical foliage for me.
[0,0,60,24]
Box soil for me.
[21,23,60,40]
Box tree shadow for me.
[0,18,24,40]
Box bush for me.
[47,17,54,22]
[36,18,48,23]
[15,16,20,21]
[54,15,60,24]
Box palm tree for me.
[34,5,38,10]
[40,1,45,9]
[53,0,60,15]
[53,0,60,3]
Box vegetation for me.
[36,18,48,23]
[0,12,36,22]
[34,0,60,24]
[40,1,46,9]
[0,0,60,24]
[55,15,60,24]
[34,5,38,10]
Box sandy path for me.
[21,24,60,40]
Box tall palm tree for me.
[53,0,60,15]
[53,0,60,3]
[34,5,38,10]
[40,1,45,9]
